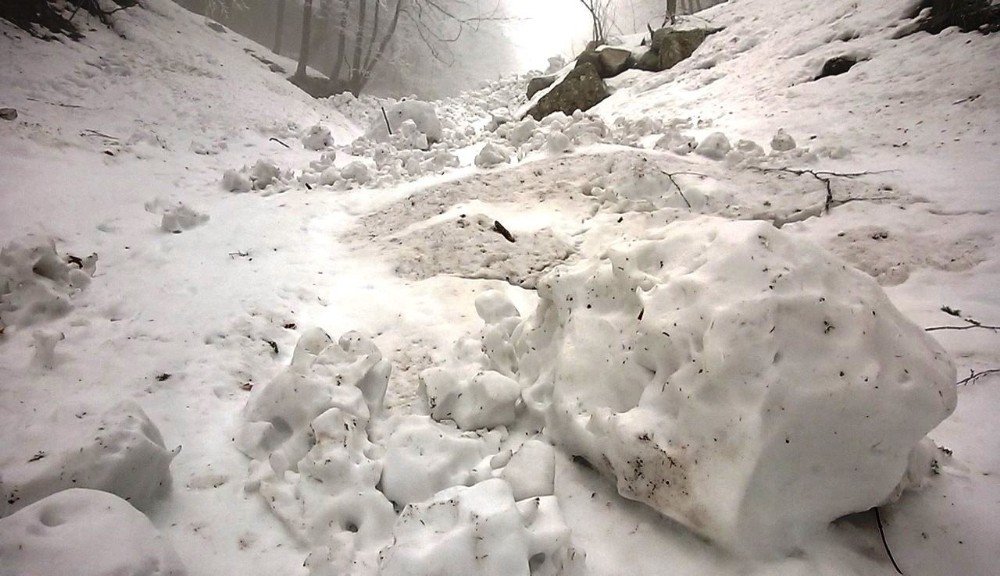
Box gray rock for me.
[635,48,661,72]
[652,28,709,71]
[527,62,609,121]
[0,108,17,121]
[526,75,557,99]
[597,47,634,77]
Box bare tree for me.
[576,0,616,44]
[274,0,287,53]
[294,0,315,80]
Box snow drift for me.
[462,217,957,554]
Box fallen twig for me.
[492,220,516,243]
[874,507,904,575]
[381,106,393,136]
[751,166,895,213]
[956,368,1000,387]
[269,137,290,149]
[657,169,707,209]
[81,128,119,141]
[925,307,999,333]
[26,97,85,109]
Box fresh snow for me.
[1,0,998,575]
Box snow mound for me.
[0,488,187,576]
[144,198,209,233]
[366,100,443,147]
[302,124,334,150]
[0,401,178,517]
[378,478,584,576]
[475,142,514,168]
[387,213,574,289]
[222,159,288,193]
[237,329,394,573]
[502,217,958,554]
[0,236,96,329]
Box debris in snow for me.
[464,217,957,555]
[0,107,17,121]
[0,401,178,516]
[771,129,798,152]
[144,198,209,233]
[0,236,97,328]
[475,142,513,168]
[302,124,333,150]
[222,159,287,192]
[0,489,188,576]
[378,479,584,576]
[367,100,443,147]
[341,160,373,184]
[695,131,732,159]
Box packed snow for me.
[1,0,998,575]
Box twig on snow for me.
[751,166,896,214]
[873,507,904,575]
[269,137,290,149]
[925,306,1000,333]
[381,106,393,136]
[658,169,708,209]
[492,220,516,243]
[956,368,1000,387]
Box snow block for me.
[0,489,187,576]
[0,236,96,328]
[237,329,395,571]
[378,479,584,576]
[514,217,957,554]
[379,415,500,506]
[367,100,443,147]
[0,401,177,517]
[302,124,333,150]
[475,142,513,168]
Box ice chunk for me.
[367,100,443,146]
[302,124,333,150]
[379,415,500,506]
[770,128,797,152]
[378,479,583,576]
[0,489,187,576]
[513,217,957,554]
[695,132,732,160]
[475,142,513,168]
[501,440,556,501]
[0,401,177,516]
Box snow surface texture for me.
[0,488,187,576]
[0,401,178,517]
[485,217,957,554]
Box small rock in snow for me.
[771,128,797,152]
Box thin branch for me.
[658,169,705,209]
[956,368,1000,386]
[873,508,904,575]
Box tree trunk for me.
[351,0,368,86]
[294,0,314,80]
[274,0,286,54]
[354,0,403,95]
[330,0,350,88]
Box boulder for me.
[597,47,634,77]
[651,27,709,71]
[0,107,17,121]
[526,62,609,121]
[526,75,557,99]
[816,56,859,80]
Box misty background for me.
[174,0,725,99]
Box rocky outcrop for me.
[526,75,557,99]
[650,27,710,71]
[526,62,609,121]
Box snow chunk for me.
[770,128,797,152]
[695,132,732,160]
[378,479,584,576]
[341,160,372,185]
[237,329,394,572]
[0,236,96,329]
[419,368,521,431]
[501,440,556,501]
[0,401,177,516]
[367,100,443,147]
[302,124,333,150]
[513,217,957,554]
[0,489,187,576]
[144,198,209,233]
[379,415,500,506]
[475,142,513,168]
[222,168,252,192]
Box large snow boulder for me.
[0,488,187,576]
[378,479,584,576]
[513,217,957,554]
[1,401,178,517]
[366,100,443,147]
[237,329,394,573]
[526,62,609,121]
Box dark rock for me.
[635,49,661,72]
[584,39,605,52]
[0,108,17,121]
[206,21,227,34]
[652,28,709,71]
[597,47,634,78]
[576,50,602,72]
[526,75,557,99]
[916,0,1000,34]
[816,56,859,80]
[526,62,609,121]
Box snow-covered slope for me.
[1,1,998,576]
